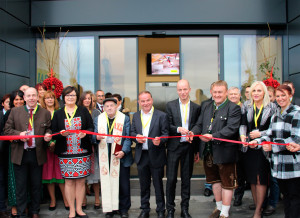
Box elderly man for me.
[4,87,52,218]
[165,79,201,218]
[228,87,242,107]
[94,98,133,218]
[95,90,105,112]
[190,80,241,218]
[131,91,169,218]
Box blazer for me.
[165,99,201,152]
[52,106,94,155]
[131,109,169,168]
[93,113,134,167]
[4,105,52,166]
[191,100,241,164]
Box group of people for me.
[0,79,299,218]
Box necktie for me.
[27,109,33,147]
[100,106,103,112]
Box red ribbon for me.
[0,130,289,147]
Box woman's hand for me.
[97,135,105,140]
[287,142,300,152]
[248,140,258,148]
[249,130,261,139]
[49,141,55,152]
[262,143,272,152]
[78,132,86,139]
[60,130,70,137]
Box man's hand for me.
[97,135,105,140]
[44,133,52,142]
[60,130,70,137]
[249,130,261,139]
[114,151,125,159]
[194,152,200,163]
[78,132,86,139]
[200,134,212,142]
[240,135,248,147]
[287,142,300,152]
[20,131,29,142]
[187,131,194,142]
[152,137,160,146]
[137,134,146,144]
[178,127,189,135]
[49,141,55,152]
[248,140,258,149]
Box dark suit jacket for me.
[52,106,94,155]
[131,109,169,168]
[292,96,300,106]
[4,105,52,166]
[191,100,241,164]
[165,99,201,152]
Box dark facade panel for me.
[0,1,6,10]
[288,73,300,97]
[288,0,300,22]
[0,41,4,72]
[289,45,300,75]
[0,10,5,41]
[31,0,286,27]
[289,16,300,48]
[6,0,30,25]
[5,73,29,93]
[5,43,29,77]
[0,72,5,95]
[5,12,30,51]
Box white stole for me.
[98,111,125,212]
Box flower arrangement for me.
[43,69,64,98]
[263,66,280,88]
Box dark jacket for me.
[4,105,52,165]
[52,106,94,155]
[165,99,201,152]
[191,99,241,164]
[131,109,169,168]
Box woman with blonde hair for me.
[240,81,277,218]
[78,91,101,209]
[41,90,69,211]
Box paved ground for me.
[39,179,284,218]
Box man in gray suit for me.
[165,79,201,218]
[189,80,241,218]
[131,91,169,218]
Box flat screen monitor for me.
[147,53,180,75]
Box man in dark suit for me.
[96,89,105,112]
[190,80,241,218]
[283,81,300,106]
[131,91,169,218]
[4,87,52,218]
[165,79,201,218]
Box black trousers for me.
[166,143,194,211]
[14,149,42,218]
[119,164,131,213]
[234,152,246,201]
[137,150,165,213]
[277,177,300,218]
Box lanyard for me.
[253,103,263,128]
[29,105,38,128]
[237,101,241,106]
[181,102,189,125]
[105,112,117,134]
[141,107,154,130]
[51,111,54,120]
[64,105,78,126]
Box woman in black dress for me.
[52,86,93,218]
[240,81,277,218]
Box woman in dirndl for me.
[52,86,93,218]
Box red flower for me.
[43,77,63,98]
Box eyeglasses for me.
[45,97,54,100]
[66,94,77,98]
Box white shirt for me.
[178,99,190,142]
[97,103,104,112]
[24,105,36,149]
[141,107,153,150]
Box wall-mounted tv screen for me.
[147,53,180,75]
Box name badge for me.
[106,137,114,143]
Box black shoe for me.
[233,198,242,206]
[76,213,88,218]
[105,212,114,218]
[120,212,129,218]
[166,210,174,218]
[249,204,256,210]
[204,188,213,197]
[94,203,101,210]
[263,205,276,216]
[82,205,87,210]
[138,211,150,218]
[49,205,56,211]
[157,211,165,218]
[181,210,192,218]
